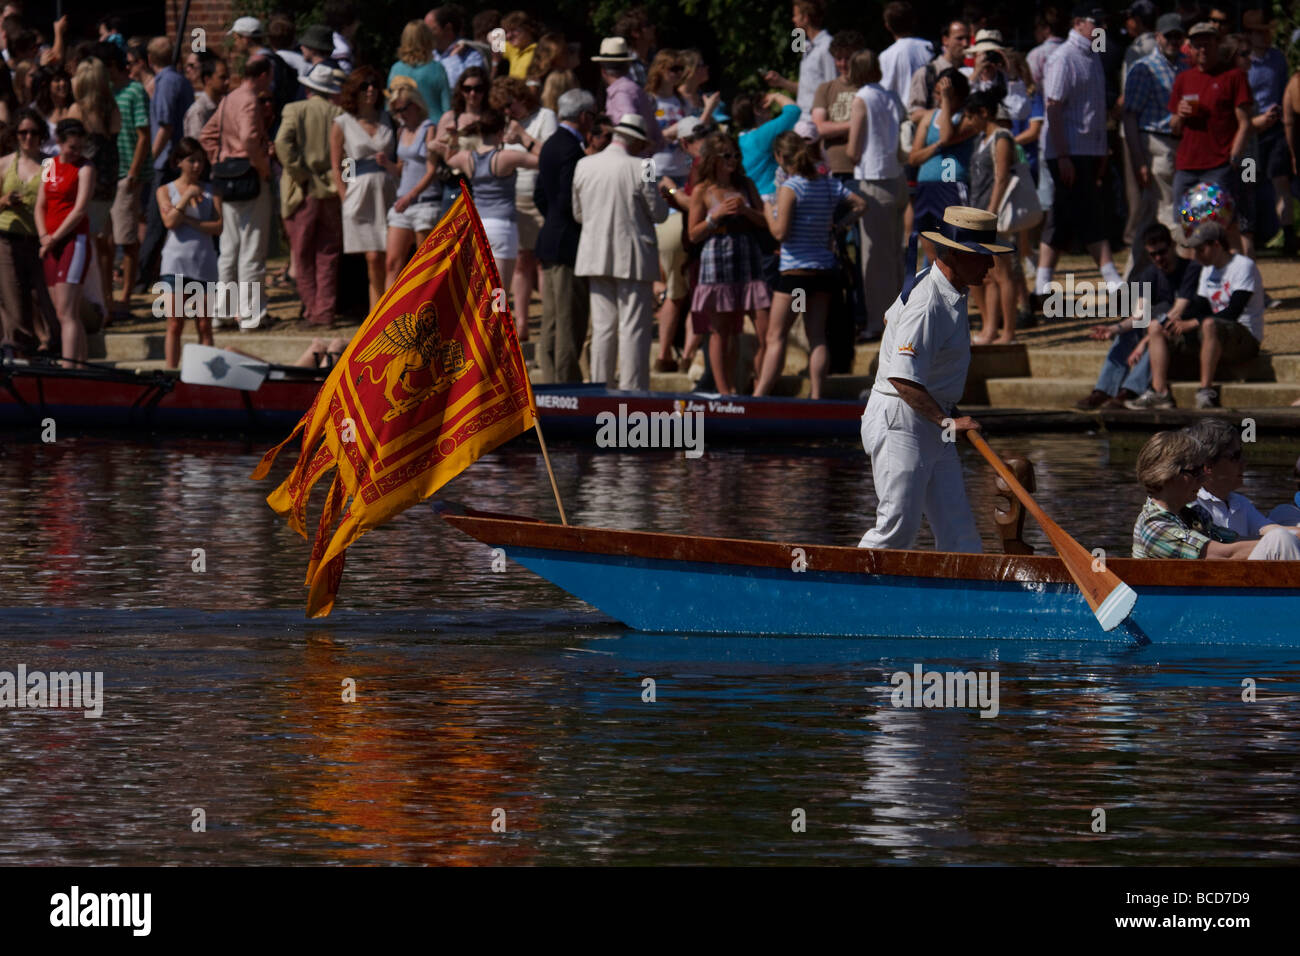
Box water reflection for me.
[3,435,1300,865]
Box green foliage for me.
[1274,0,1300,72]
[226,0,891,101]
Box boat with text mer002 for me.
[436,505,1300,646]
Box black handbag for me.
[210,98,261,202]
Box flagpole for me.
[532,414,568,526]
[458,180,568,526]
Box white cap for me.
[228,17,264,37]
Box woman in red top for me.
[35,118,95,368]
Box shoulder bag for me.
[211,96,261,202]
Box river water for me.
[2,432,1298,864]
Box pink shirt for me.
[603,75,664,152]
[199,82,268,173]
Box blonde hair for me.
[1136,431,1205,495]
[72,57,119,137]
[646,49,682,96]
[540,69,577,112]
[398,20,435,66]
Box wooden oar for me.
[967,429,1137,632]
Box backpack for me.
[264,51,297,119]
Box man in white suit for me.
[571,113,668,391]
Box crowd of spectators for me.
[0,1,1295,407]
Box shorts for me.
[1044,155,1105,250]
[43,233,88,285]
[655,213,687,300]
[772,270,838,295]
[1257,126,1291,181]
[87,199,112,238]
[481,215,517,262]
[387,198,440,232]
[514,187,544,251]
[1169,318,1261,366]
[110,176,141,246]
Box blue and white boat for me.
[437,505,1300,646]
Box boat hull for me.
[0,364,864,440]
[440,510,1300,646]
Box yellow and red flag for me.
[252,191,536,617]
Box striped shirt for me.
[1041,30,1107,159]
[777,174,850,271]
[1026,37,1064,89]
[113,80,149,181]
[1125,47,1182,135]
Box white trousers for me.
[858,393,982,552]
[587,275,653,391]
[1249,527,1300,560]
[219,187,271,325]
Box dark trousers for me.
[0,232,58,353]
[137,165,179,289]
[538,263,588,383]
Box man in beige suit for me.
[274,64,344,328]
[572,113,668,391]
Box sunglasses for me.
[719,151,738,159]
[1148,246,1171,258]
[16,128,39,137]
[462,84,484,93]
[668,66,685,73]
[1179,467,1203,477]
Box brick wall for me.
[163,0,238,52]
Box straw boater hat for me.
[922,206,1014,255]
[591,37,637,62]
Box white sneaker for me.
[1124,388,1175,410]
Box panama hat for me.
[922,206,1014,255]
[591,37,637,62]
[299,63,344,95]
[968,29,1006,54]
[612,112,650,141]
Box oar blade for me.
[181,344,269,391]
[1095,581,1138,632]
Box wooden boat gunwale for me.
[439,508,1300,591]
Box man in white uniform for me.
[859,206,1012,552]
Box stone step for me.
[850,341,1029,382]
[985,376,1300,410]
[1026,348,1300,383]
[93,329,537,365]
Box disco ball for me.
[1178,180,1235,228]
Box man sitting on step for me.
[1075,224,1197,409]
[1125,221,1264,410]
